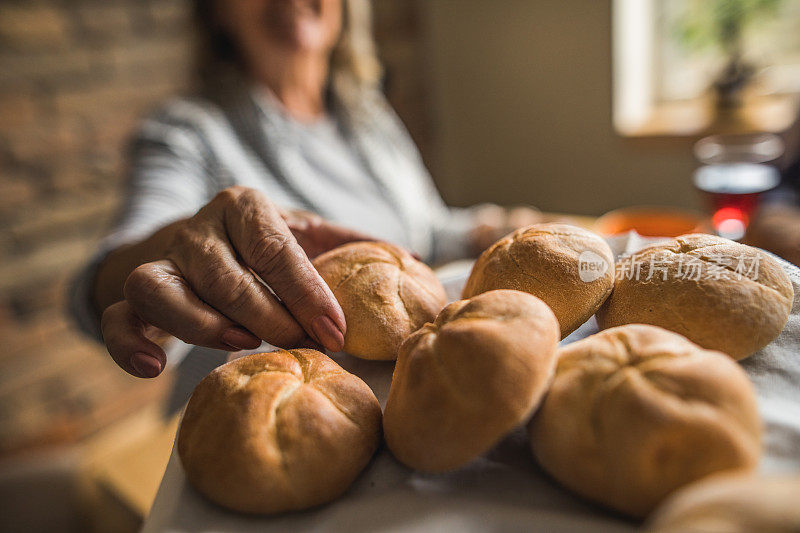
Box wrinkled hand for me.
[101,186,372,378]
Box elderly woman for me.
[71,0,534,380]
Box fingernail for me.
[131,352,163,378]
[311,315,345,352]
[221,327,261,350]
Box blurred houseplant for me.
[676,0,784,108]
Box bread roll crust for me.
[596,233,793,360]
[529,324,762,518]
[177,349,382,514]
[314,241,447,360]
[384,289,560,472]
[462,223,614,337]
[647,472,800,533]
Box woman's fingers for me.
[123,259,263,350]
[221,188,347,352]
[284,207,426,266]
[101,300,167,378]
[102,187,367,380]
[166,239,309,348]
[282,209,375,257]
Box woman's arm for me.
[411,158,541,261]
[373,96,540,261]
[69,106,213,340]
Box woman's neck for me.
[251,51,329,122]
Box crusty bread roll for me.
[313,241,447,360]
[647,472,800,533]
[462,223,614,337]
[177,349,381,514]
[596,233,793,360]
[384,289,560,472]
[529,324,761,518]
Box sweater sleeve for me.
[423,184,478,265]
[380,103,477,264]
[67,101,216,340]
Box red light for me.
[712,206,747,227]
[712,206,748,240]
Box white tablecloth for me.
[143,236,800,532]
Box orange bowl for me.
[593,206,710,238]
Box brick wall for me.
[0,0,432,457]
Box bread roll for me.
[177,349,381,514]
[596,233,793,360]
[529,324,761,518]
[384,289,560,472]
[647,472,800,533]
[462,223,614,337]
[313,241,447,360]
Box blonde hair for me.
[331,0,383,90]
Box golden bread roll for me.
[529,324,761,518]
[647,472,800,533]
[177,349,381,514]
[596,233,793,360]
[384,289,560,472]
[313,241,447,360]
[462,223,614,337]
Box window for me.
[613,0,800,136]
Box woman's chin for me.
[282,18,334,53]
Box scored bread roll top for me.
[313,241,447,360]
[462,223,614,337]
[384,289,560,472]
[177,349,381,514]
[596,233,793,360]
[646,472,800,533]
[529,324,761,518]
